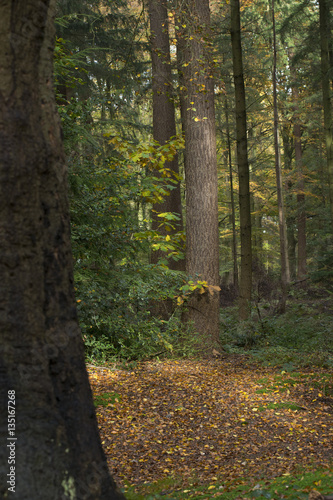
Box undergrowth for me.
[220,286,333,370]
[123,467,333,499]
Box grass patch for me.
[255,371,333,403]
[258,402,305,411]
[122,468,333,499]
[93,392,121,407]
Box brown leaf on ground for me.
[87,357,333,488]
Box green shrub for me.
[219,296,333,368]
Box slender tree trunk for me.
[225,94,239,291]
[230,0,252,320]
[293,115,307,280]
[272,0,290,311]
[254,199,263,266]
[281,123,297,280]
[148,0,184,270]
[289,49,307,280]
[0,2,124,498]
[319,0,333,231]
[176,0,220,351]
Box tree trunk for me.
[319,0,333,231]
[176,0,220,351]
[148,0,184,270]
[289,50,307,281]
[281,122,297,281]
[294,119,307,280]
[224,94,239,292]
[272,0,290,311]
[0,2,124,499]
[230,0,252,320]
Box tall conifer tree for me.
[176,0,220,349]
[230,0,252,320]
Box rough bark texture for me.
[319,0,333,231]
[230,0,252,320]
[0,2,124,499]
[176,0,220,350]
[148,0,184,271]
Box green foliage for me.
[94,392,121,407]
[54,37,86,93]
[220,289,333,368]
[76,262,186,362]
[55,0,333,367]
[67,131,190,362]
[54,30,193,364]
[123,468,333,499]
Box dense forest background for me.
[54,0,333,369]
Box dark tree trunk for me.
[148,0,184,270]
[176,0,220,351]
[0,2,124,499]
[230,0,252,320]
[290,53,307,281]
[319,0,333,231]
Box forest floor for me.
[87,356,333,499]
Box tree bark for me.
[294,119,307,280]
[319,0,333,232]
[272,0,290,311]
[176,0,220,350]
[230,0,252,320]
[224,93,239,292]
[0,2,124,498]
[281,121,297,281]
[148,0,184,270]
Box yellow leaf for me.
[166,235,171,241]
[177,296,184,306]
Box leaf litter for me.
[87,357,333,491]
